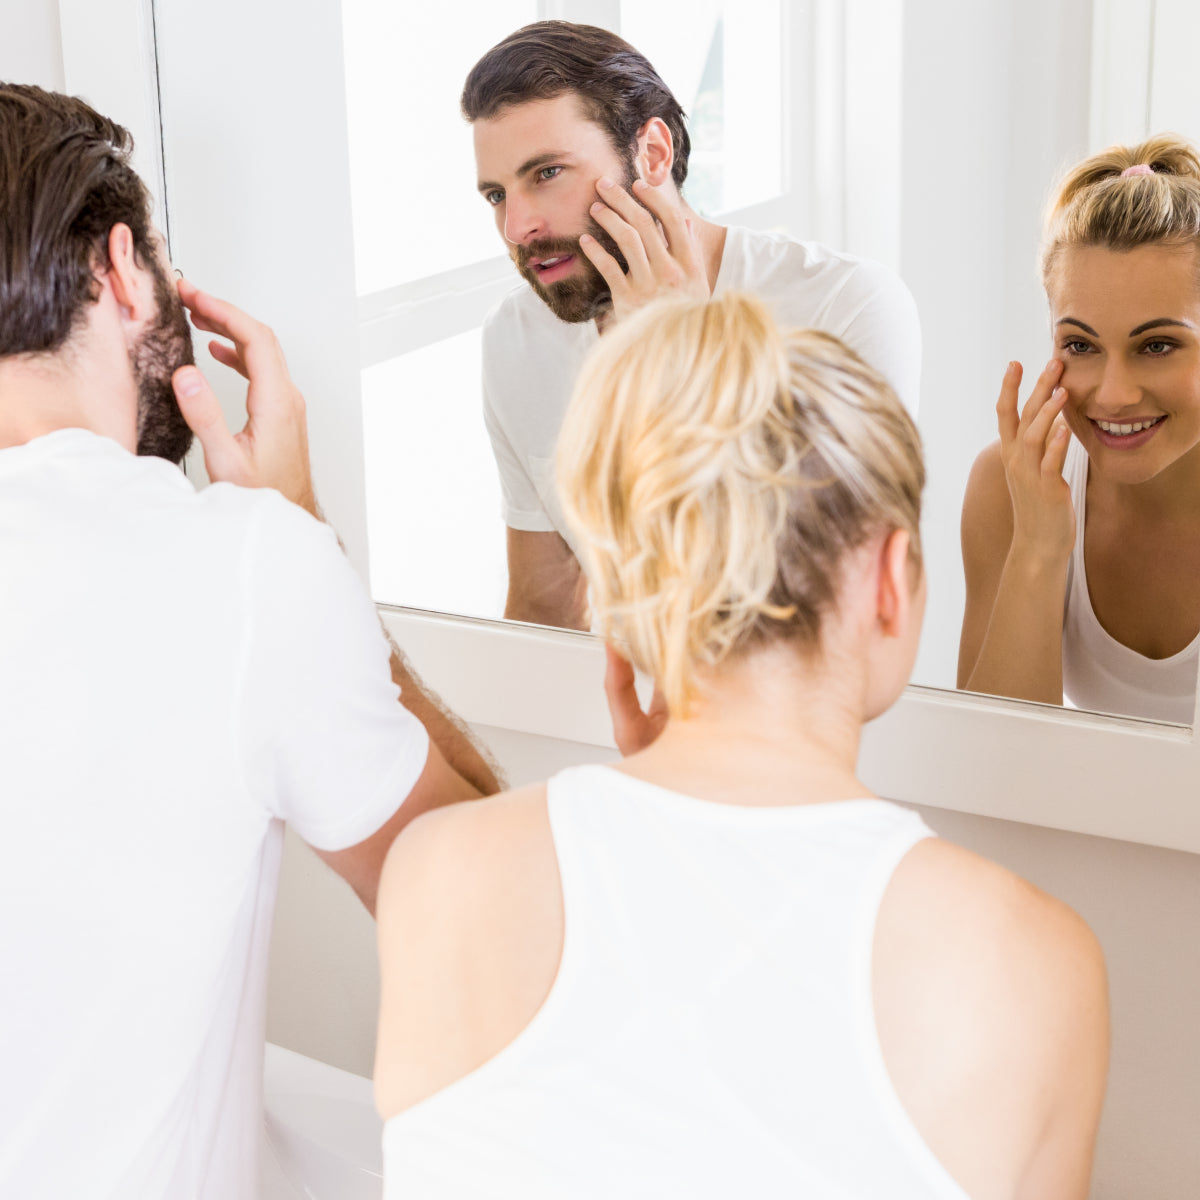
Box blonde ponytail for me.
[556,293,924,714]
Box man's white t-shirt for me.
[482,226,922,548]
[0,430,429,1199]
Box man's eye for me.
[485,190,504,206]
[538,166,563,181]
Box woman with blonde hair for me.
[960,134,1200,719]
[374,294,1108,1198]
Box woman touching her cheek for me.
[959,135,1200,721]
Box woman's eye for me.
[1062,340,1091,355]
[1143,339,1173,355]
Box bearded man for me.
[0,84,497,1198]
[465,21,922,629]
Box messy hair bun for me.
[556,293,924,713]
[1041,133,1200,280]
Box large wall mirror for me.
[336,0,1200,728]
[61,0,1196,853]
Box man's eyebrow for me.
[477,151,574,194]
[1128,317,1195,337]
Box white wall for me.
[0,0,65,90]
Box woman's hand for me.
[603,643,668,757]
[997,359,1075,566]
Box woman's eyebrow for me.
[1056,317,1098,335]
[1128,317,1195,337]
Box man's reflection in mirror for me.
[960,135,1200,723]
[462,20,922,630]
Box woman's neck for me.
[613,644,872,809]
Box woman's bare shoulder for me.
[374,783,563,1119]
[875,836,1108,1198]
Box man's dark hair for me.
[461,21,691,189]
[0,83,157,358]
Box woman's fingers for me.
[997,361,1023,445]
[1017,358,1064,430]
[1023,385,1069,451]
[1044,415,1072,478]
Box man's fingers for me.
[631,178,692,260]
[178,280,286,383]
[579,233,631,294]
[208,338,249,380]
[588,205,654,281]
[172,365,244,482]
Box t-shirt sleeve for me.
[233,493,430,851]
[829,259,923,419]
[481,318,558,533]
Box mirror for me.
[212,1,1200,726]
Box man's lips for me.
[529,254,577,282]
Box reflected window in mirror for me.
[347,2,818,625]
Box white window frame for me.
[68,0,1200,857]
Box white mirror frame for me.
[67,0,1200,856]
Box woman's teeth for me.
[1095,417,1163,436]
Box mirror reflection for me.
[959,137,1200,724]
[349,3,1199,726]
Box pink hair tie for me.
[1120,163,1154,177]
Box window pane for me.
[619,0,783,216]
[362,327,507,618]
[342,0,538,296]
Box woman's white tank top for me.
[1061,438,1198,722]
[382,764,968,1199]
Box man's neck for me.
[0,349,135,453]
[694,212,729,292]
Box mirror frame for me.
[71,0,1200,855]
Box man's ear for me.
[634,117,675,187]
[876,528,914,638]
[101,223,157,324]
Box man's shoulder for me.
[724,225,901,299]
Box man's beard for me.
[514,161,638,325]
[133,263,196,464]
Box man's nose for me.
[503,194,545,246]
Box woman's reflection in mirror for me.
[960,136,1200,722]
[374,295,1108,1199]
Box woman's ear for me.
[876,528,914,638]
[634,117,675,187]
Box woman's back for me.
[382,765,966,1198]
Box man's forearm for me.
[387,636,504,797]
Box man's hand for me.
[172,280,318,516]
[580,176,709,324]
[604,643,668,757]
